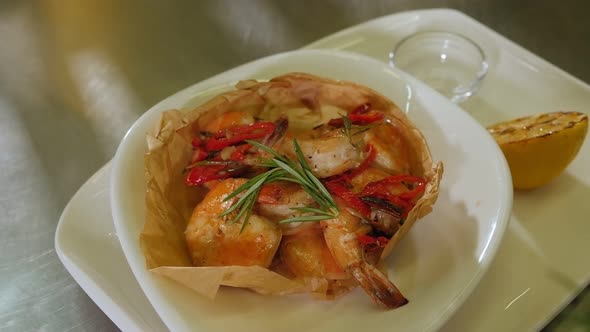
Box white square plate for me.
[306,9,590,331]
[56,9,590,332]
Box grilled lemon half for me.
[488,111,588,190]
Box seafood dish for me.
[141,73,443,309]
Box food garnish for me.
[220,139,339,232]
[488,111,588,190]
[142,73,443,309]
[329,103,383,148]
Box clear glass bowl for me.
[389,31,488,103]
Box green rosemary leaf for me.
[339,113,377,148]
[303,168,335,207]
[350,125,373,136]
[344,118,358,148]
[222,170,270,203]
[290,206,334,215]
[230,194,253,223]
[221,139,339,233]
[293,139,312,172]
[257,161,278,168]
[221,168,283,218]
[272,158,309,185]
[246,140,287,162]
[239,191,258,232]
[279,214,336,224]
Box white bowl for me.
[110,49,512,332]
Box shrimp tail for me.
[263,115,289,147]
[350,262,408,309]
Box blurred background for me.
[0,1,588,331]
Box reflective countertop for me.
[1,1,588,331]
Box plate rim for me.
[54,163,152,332]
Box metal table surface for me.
[1,1,588,331]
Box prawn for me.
[279,126,363,178]
[185,178,282,267]
[321,204,408,308]
[280,229,347,280]
[278,116,412,179]
[362,120,411,175]
[279,228,356,298]
[256,182,321,236]
[349,167,409,235]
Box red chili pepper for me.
[229,144,252,161]
[345,144,376,180]
[185,165,232,186]
[362,175,427,204]
[371,175,426,186]
[232,122,274,135]
[358,234,389,251]
[325,179,371,218]
[348,112,384,125]
[359,182,383,197]
[327,118,344,127]
[360,192,414,218]
[191,148,208,163]
[398,182,427,201]
[360,175,426,218]
[205,122,275,151]
[360,178,416,214]
[191,136,203,148]
[376,236,389,247]
[328,103,383,127]
[352,103,371,114]
[358,234,377,246]
[328,112,383,127]
[384,195,414,218]
[361,175,425,197]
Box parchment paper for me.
[140,73,442,300]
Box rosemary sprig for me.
[340,114,374,148]
[279,206,337,224]
[219,139,338,232]
[184,159,239,171]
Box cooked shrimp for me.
[279,126,363,178]
[280,229,347,280]
[280,228,356,298]
[363,122,411,174]
[185,178,282,267]
[349,167,408,235]
[256,182,316,227]
[256,181,327,236]
[278,117,411,179]
[321,204,408,308]
[349,167,390,192]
